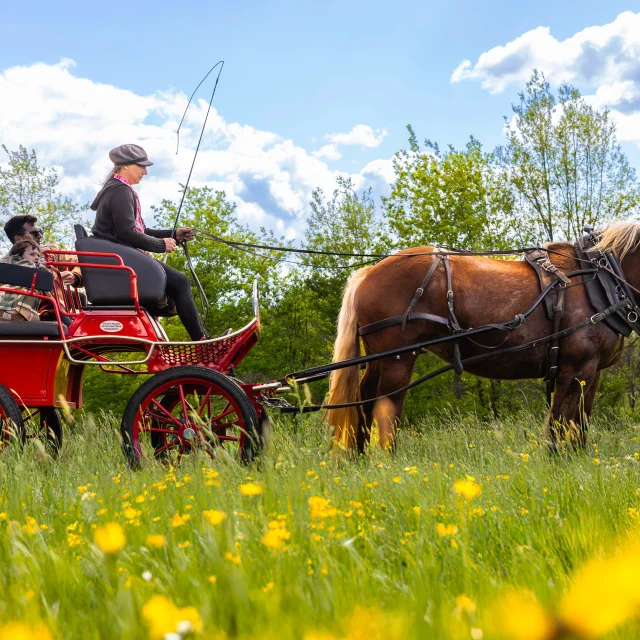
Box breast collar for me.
[576,228,640,336]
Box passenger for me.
[3,214,83,288]
[0,239,49,321]
[91,144,206,341]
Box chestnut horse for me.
[326,223,640,452]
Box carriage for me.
[0,228,279,467]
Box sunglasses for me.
[28,228,43,240]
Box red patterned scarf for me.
[113,173,145,233]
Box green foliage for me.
[496,70,640,243]
[384,128,515,250]
[0,145,86,248]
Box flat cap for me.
[109,143,153,167]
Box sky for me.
[1,1,640,239]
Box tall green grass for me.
[1,409,640,638]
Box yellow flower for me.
[559,542,640,637]
[456,594,476,614]
[208,575,217,584]
[453,478,481,501]
[261,521,291,549]
[392,477,401,483]
[94,522,126,554]
[142,595,203,640]
[67,532,81,548]
[412,506,421,516]
[23,516,40,536]
[436,523,458,537]
[171,513,191,527]
[202,509,227,526]
[520,453,530,462]
[146,534,167,549]
[124,508,141,520]
[239,483,263,497]
[308,496,337,519]
[488,591,553,640]
[77,484,89,493]
[593,458,601,465]
[178,541,191,549]
[225,552,241,565]
[0,621,52,639]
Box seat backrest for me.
[0,262,53,292]
[75,237,166,306]
[74,224,88,240]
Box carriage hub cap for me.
[182,427,196,441]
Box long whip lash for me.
[170,60,225,241]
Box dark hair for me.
[10,239,39,258]
[4,215,38,243]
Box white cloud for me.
[327,124,388,148]
[312,144,342,160]
[0,59,394,239]
[451,11,640,94]
[450,11,640,148]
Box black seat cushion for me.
[0,321,68,337]
[75,237,167,307]
[0,262,53,292]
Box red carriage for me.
[0,230,275,467]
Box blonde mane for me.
[591,221,640,261]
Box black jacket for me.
[90,179,171,253]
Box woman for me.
[90,144,206,340]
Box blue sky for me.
[2,1,640,236]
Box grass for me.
[3,408,640,638]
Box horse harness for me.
[357,230,640,406]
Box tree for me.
[0,145,86,247]
[384,128,515,250]
[497,70,640,243]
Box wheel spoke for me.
[210,403,235,423]
[150,399,183,429]
[197,388,214,417]
[178,385,191,425]
[142,425,181,435]
[154,440,179,456]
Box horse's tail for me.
[326,265,374,449]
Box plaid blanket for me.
[0,256,50,321]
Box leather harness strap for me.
[400,255,443,331]
[359,311,449,336]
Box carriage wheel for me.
[120,366,262,469]
[0,385,25,448]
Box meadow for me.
[4,407,640,639]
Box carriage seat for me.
[0,321,68,337]
[74,226,176,316]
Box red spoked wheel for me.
[121,366,262,469]
[0,384,25,448]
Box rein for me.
[191,228,640,297]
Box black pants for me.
[159,262,205,341]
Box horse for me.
[325,222,640,453]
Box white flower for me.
[142,570,152,582]
[177,620,193,634]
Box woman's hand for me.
[164,238,177,253]
[175,228,195,242]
